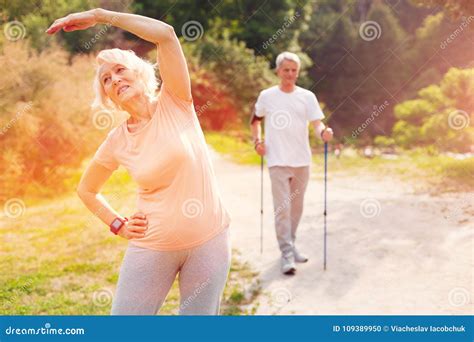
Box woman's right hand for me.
[118,212,148,240]
[46,9,99,35]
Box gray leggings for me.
[111,228,231,315]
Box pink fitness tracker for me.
[109,217,128,235]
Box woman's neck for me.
[123,95,156,124]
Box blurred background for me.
[0,0,472,315]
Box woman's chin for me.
[117,92,136,105]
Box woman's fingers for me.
[63,25,79,32]
[128,225,147,233]
[126,231,146,239]
[130,212,146,219]
[46,12,96,34]
[129,218,148,226]
[117,212,148,239]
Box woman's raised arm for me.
[46,8,192,100]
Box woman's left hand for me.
[46,9,98,35]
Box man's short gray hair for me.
[275,51,301,69]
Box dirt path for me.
[209,149,473,315]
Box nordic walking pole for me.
[260,154,264,254]
[324,142,328,270]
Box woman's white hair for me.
[275,51,301,70]
[92,48,158,110]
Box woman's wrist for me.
[94,8,114,25]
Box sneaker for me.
[294,248,309,263]
[281,255,296,275]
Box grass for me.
[205,131,261,165]
[204,131,473,193]
[0,162,260,315]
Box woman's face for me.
[99,63,142,107]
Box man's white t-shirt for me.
[255,85,325,168]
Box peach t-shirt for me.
[93,84,231,251]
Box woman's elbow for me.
[76,187,87,200]
[76,185,93,200]
[157,23,176,43]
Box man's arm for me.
[250,109,265,156]
[311,119,334,142]
[250,114,263,144]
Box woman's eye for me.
[103,77,110,84]
[117,67,125,73]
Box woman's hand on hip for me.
[46,9,98,35]
[118,212,148,240]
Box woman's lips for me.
[117,85,130,96]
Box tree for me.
[390,67,473,151]
[132,0,312,63]
[0,0,131,53]
[410,0,474,18]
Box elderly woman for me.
[47,8,231,315]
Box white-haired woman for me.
[47,8,231,315]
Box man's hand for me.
[255,141,266,156]
[118,212,148,240]
[321,127,334,142]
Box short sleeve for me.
[255,91,268,118]
[306,92,325,121]
[92,129,119,171]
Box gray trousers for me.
[268,166,310,257]
[111,228,231,315]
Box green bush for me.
[391,67,473,152]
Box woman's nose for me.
[112,76,121,85]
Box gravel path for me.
[210,149,473,315]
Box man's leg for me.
[268,166,294,259]
[289,166,310,263]
[289,166,310,243]
[269,166,293,256]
